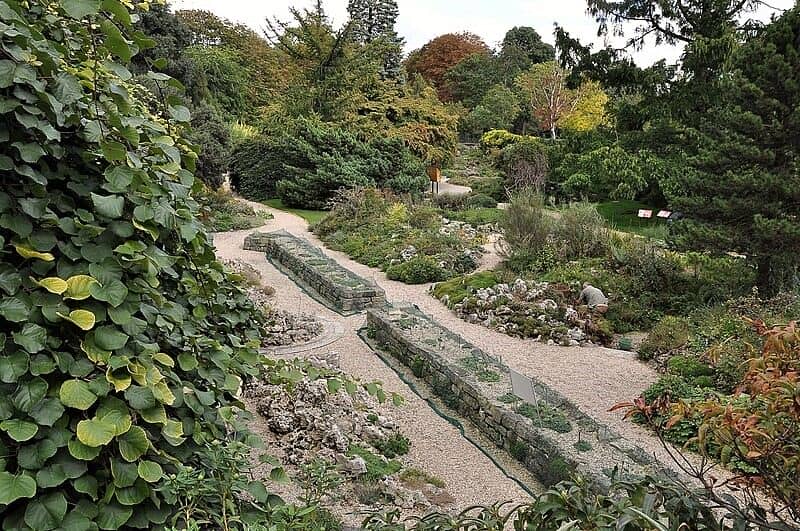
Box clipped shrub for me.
[552,202,610,260]
[465,192,498,209]
[188,104,231,189]
[479,129,524,152]
[667,355,714,379]
[0,4,267,529]
[499,189,553,265]
[274,121,426,209]
[386,256,447,284]
[228,135,292,201]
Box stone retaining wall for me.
[244,230,386,314]
[366,304,674,491]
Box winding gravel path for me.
[213,209,532,522]
[213,200,714,513]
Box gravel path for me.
[213,200,711,502]
[212,211,531,520]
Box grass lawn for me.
[262,198,328,225]
[596,200,669,240]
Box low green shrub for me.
[432,271,503,305]
[347,445,402,482]
[444,207,504,226]
[667,355,714,379]
[386,256,447,284]
[316,189,483,284]
[471,177,507,202]
[198,189,272,232]
[479,129,524,152]
[638,316,690,361]
[517,403,572,433]
[372,433,410,459]
[399,468,445,488]
[466,193,498,209]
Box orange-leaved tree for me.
[405,32,491,101]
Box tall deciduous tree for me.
[346,0,405,79]
[516,62,577,139]
[668,6,800,295]
[405,32,491,101]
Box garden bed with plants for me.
[198,189,273,232]
[433,191,756,346]
[313,189,490,284]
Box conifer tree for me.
[347,0,405,79]
[668,6,800,295]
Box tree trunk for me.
[550,124,557,139]
[756,257,775,297]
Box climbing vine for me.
[0,1,270,528]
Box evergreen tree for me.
[347,0,405,79]
[668,6,800,295]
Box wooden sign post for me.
[427,165,441,195]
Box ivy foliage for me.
[0,1,268,528]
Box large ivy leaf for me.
[65,275,98,300]
[76,418,116,447]
[117,425,149,462]
[136,460,162,483]
[0,351,29,383]
[13,323,47,353]
[61,0,101,19]
[24,491,67,531]
[89,278,128,307]
[0,471,36,505]
[59,379,97,410]
[73,474,99,500]
[29,398,64,427]
[35,277,68,294]
[0,296,30,322]
[91,193,124,219]
[58,309,96,331]
[18,439,58,470]
[0,419,38,441]
[95,502,132,530]
[68,439,102,461]
[94,326,129,350]
[12,376,48,412]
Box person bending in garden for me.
[577,282,609,315]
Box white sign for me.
[657,210,672,219]
[637,209,653,219]
[510,368,537,405]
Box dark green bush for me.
[498,137,550,192]
[638,316,691,361]
[372,433,410,459]
[667,355,714,379]
[229,135,292,201]
[386,256,447,284]
[234,120,427,209]
[465,193,498,209]
[188,104,231,189]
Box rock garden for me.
[313,188,494,284]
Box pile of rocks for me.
[444,278,594,346]
[262,310,323,347]
[246,357,451,512]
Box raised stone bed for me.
[244,230,386,314]
[366,304,673,492]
